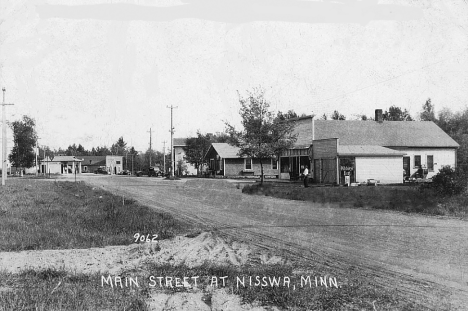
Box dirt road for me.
[73,175,468,309]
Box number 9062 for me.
[133,233,158,243]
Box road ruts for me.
[73,175,468,310]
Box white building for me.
[173,138,197,176]
[280,110,459,184]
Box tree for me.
[383,106,413,121]
[225,88,297,184]
[111,137,127,156]
[9,115,38,170]
[183,131,212,176]
[331,110,346,120]
[95,146,111,156]
[277,110,299,120]
[320,113,328,120]
[76,144,86,155]
[127,147,138,172]
[66,144,77,156]
[434,107,468,168]
[420,98,436,122]
[176,159,188,176]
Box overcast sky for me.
[1,0,467,154]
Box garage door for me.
[355,157,403,184]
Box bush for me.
[430,166,468,196]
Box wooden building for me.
[280,110,459,184]
[204,143,278,178]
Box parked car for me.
[135,171,143,177]
[94,167,108,175]
[148,167,164,177]
[118,170,131,175]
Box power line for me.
[167,105,178,178]
[162,140,167,174]
[2,87,14,186]
[147,127,154,167]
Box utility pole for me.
[166,105,178,178]
[2,88,14,186]
[35,138,39,176]
[147,128,154,167]
[162,140,167,174]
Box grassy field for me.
[242,183,468,218]
[0,179,194,310]
[0,179,192,252]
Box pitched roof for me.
[173,138,189,146]
[47,156,83,162]
[80,156,106,165]
[291,117,459,148]
[337,145,406,156]
[209,143,241,158]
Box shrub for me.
[430,166,468,196]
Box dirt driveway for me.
[71,175,468,309]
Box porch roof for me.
[337,145,406,156]
[44,156,83,163]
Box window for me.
[245,158,252,170]
[116,161,121,164]
[427,155,434,171]
[414,155,421,168]
[271,159,278,170]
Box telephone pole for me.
[147,128,154,167]
[162,140,167,174]
[166,105,177,177]
[2,88,14,186]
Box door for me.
[403,157,410,178]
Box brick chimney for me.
[375,109,383,123]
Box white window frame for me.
[245,158,252,170]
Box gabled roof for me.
[337,145,406,156]
[291,117,459,148]
[208,143,241,159]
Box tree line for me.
[6,95,468,174]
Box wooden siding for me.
[224,158,279,177]
[389,148,456,178]
[355,157,402,184]
[313,138,338,159]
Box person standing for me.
[303,165,309,188]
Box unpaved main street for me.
[75,175,468,309]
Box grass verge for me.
[0,179,192,251]
[0,269,148,311]
[242,183,468,218]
